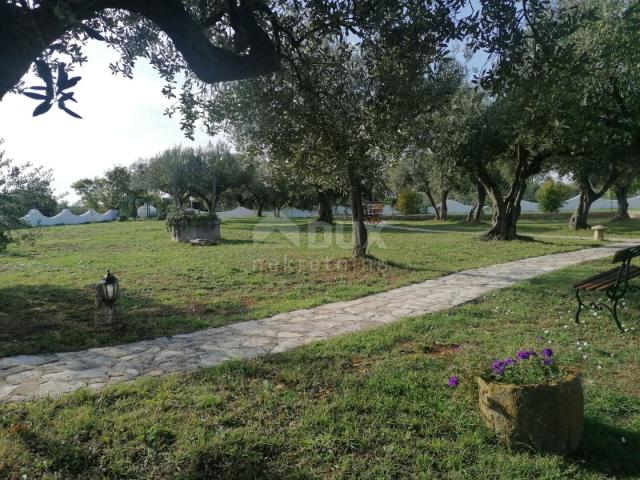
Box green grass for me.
[388,212,640,239]
[0,217,612,357]
[1,259,639,479]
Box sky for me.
[0,42,212,203]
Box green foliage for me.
[536,180,573,213]
[165,208,217,233]
[396,190,422,215]
[72,166,140,216]
[0,144,56,250]
[134,142,246,212]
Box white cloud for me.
[0,42,214,203]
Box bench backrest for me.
[612,245,640,264]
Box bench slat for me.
[575,266,640,291]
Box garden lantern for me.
[98,270,119,304]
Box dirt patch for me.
[601,362,640,397]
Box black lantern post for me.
[99,270,119,304]
[95,270,119,328]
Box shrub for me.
[165,207,217,232]
[536,180,572,213]
[396,190,422,215]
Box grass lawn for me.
[0,259,639,479]
[387,212,640,240]
[0,216,615,357]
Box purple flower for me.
[491,360,505,375]
[542,348,553,358]
[543,358,553,366]
[516,350,537,361]
[448,376,460,387]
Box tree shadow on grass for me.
[188,441,291,480]
[573,418,640,478]
[0,284,248,357]
[17,428,98,477]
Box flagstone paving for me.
[0,244,632,402]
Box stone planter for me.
[170,217,221,243]
[477,370,583,454]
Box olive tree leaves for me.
[22,60,82,119]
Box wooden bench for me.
[364,203,384,224]
[574,245,640,332]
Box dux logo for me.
[252,215,302,247]
[252,214,387,250]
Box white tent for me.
[20,209,54,226]
[627,195,640,209]
[520,200,540,212]
[272,208,316,218]
[101,209,119,221]
[217,206,259,218]
[20,208,119,226]
[560,195,617,212]
[435,199,474,214]
[137,203,158,219]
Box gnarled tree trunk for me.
[349,178,368,259]
[614,184,631,221]
[479,145,539,240]
[568,171,618,230]
[569,192,592,230]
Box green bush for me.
[396,190,422,215]
[535,180,572,213]
[165,207,218,232]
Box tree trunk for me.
[257,202,264,217]
[439,189,450,221]
[569,192,593,230]
[424,187,440,219]
[349,179,368,259]
[317,191,334,224]
[466,182,486,223]
[481,196,521,240]
[479,145,535,240]
[568,172,619,230]
[614,184,631,221]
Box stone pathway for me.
[0,244,631,402]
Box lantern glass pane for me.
[106,284,114,299]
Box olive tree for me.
[0,143,56,249]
